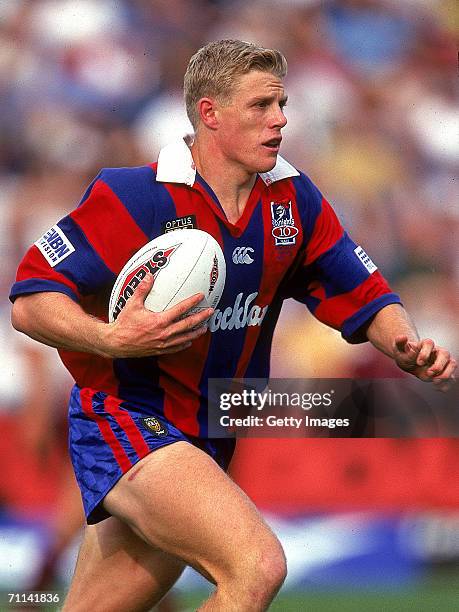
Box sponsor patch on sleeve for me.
[354,246,377,274]
[35,225,75,267]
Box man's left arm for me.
[367,303,457,391]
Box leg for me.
[63,516,185,612]
[103,441,287,611]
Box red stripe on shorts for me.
[103,395,151,459]
[80,388,132,472]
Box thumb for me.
[394,335,420,357]
[394,335,409,353]
[130,272,154,306]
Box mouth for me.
[262,137,282,152]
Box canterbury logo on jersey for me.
[209,292,268,332]
[232,247,254,264]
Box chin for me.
[256,156,277,174]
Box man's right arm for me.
[11,273,212,359]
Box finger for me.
[394,335,408,352]
[166,307,214,336]
[416,338,436,367]
[394,335,419,355]
[162,293,206,322]
[425,349,451,377]
[394,337,421,368]
[129,272,155,306]
[154,341,192,355]
[164,325,208,347]
[432,358,457,384]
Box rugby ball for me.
[108,229,226,322]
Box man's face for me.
[214,70,288,175]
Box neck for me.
[190,135,257,224]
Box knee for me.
[222,533,287,608]
[256,536,287,594]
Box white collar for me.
[156,136,299,187]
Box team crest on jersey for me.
[35,225,75,267]
[161,214,197,233]
[141,417,169,437]
[270,200,299,246]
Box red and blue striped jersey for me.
[10,138,401,437]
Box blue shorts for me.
[68,385,236,524]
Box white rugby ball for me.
[108,229,226,322]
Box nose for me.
[271,105,287,129]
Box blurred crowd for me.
[0,0,458,592]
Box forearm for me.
[11,293,112,358]
[366,303,456,388]
[11,282,213,360]
[366,303,419,358]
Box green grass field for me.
[0,572,457,611]
[177,572,459,612]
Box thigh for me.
[103,441,281,585]
[63,516,185,612]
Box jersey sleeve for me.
[9,167,154,305]
[287,173,402,343]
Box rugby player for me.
[10,40,456,611]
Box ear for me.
[196,97,220,130]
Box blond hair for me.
[184,39,287,129]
